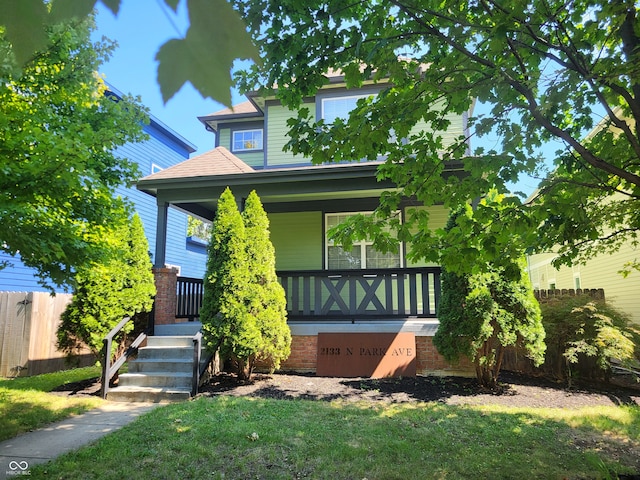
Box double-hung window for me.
[232,129,263,152]
[321,94,373,123]
[325,213,402,270]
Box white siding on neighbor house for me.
[527,242,640,325]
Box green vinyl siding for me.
[404,205,449,267]
[410,107,465,151]
[218,128,230,149]
[236,151,264,168]
[218,128,264,168]
[269,211,322,270]
[267,103,314,167]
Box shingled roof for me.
[140,146,254,181]
[203,100,259,118]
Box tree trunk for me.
[234,355,255,382]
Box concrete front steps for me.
[107,322,204,403]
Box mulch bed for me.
[52,370,640,409]
[196,370,640,408]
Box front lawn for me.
[29,395,640,479]
[0,366,104,442]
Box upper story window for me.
[325,212,402,270]
[151,163,163,174]
[232,129,263,152]
[321,95,372,123]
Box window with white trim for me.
[151,163,163,174]
[321,95,372,123]
[325,212,402,270]
[232,129,263,151]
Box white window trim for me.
[151,163,163,174]
[325,211,403,270]
[320,94,373,122]
[232,129,263,152]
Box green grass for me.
[0,366,104,442]
[29,396,640,479]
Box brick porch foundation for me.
[281,334,473,377]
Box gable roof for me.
[140,146,254,182]
[197,100,263,133]
[205,100,260,118]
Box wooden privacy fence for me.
[0,291,93,377]
[534,288,605,302]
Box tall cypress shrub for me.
[242,190,291,372]
[57,213,155,364]
[200,188,260,380]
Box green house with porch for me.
[136,72,473,379]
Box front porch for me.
[152,267,473,377]
[139,148,472,377]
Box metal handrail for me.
[101,317,147,399]
[192,332,202,396]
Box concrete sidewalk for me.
[0,402,159,479]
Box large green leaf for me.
[0,0,259,107]
[156,0,260,106]
[0,0,48,65]
[100,0,121,15]
[49,0,98,23]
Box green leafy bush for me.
[434,207,546,388]
[540,295,638,383]
[57,214,156,364]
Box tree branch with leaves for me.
[234,0,640,276]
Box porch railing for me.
[278,267,441,321]
[177,276,204,321]
[175,267,441,322]
[101,316,147,399]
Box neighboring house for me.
[137,72,473,377]
[527,244,640,325]
[527,109,640,326]
[0,103,205,293]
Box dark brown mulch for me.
[197,370,640,408]
[50,369,640,408]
